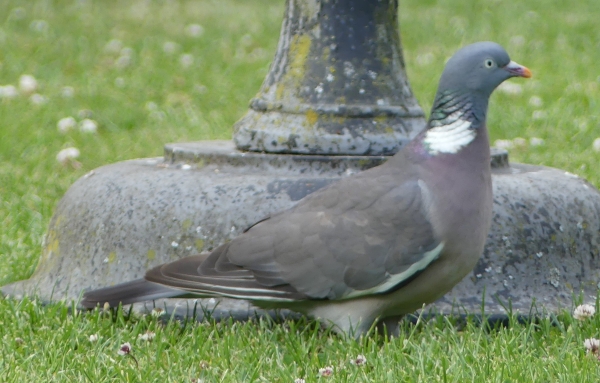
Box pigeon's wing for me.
[145,164,441,301]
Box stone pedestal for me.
[4,141,599,319]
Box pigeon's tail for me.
[80,279,184,309]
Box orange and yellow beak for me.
[504,60,532,78]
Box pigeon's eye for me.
[484,59,494,68]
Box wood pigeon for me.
[81,41,531,336]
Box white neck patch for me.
[423,118,475,155]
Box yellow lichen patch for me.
[48,237,59,255]
[275,83,285,100]
[195,239,205,251]
[108,251,117,263]
[278,33,312,97]
[147,249,156,260]
[305,110,319,126]
[289,34,311,76]
[182,219,192,231]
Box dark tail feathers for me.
[80,279,183,309]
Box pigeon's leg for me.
[376,315,404,337]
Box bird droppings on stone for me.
[476,273,482,279]
[181,164,192,170]
[326,73,334,82]
[536,252,544,258]
[549,268,561,288]
[171,241,179,248]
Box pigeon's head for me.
[438,41,531,98]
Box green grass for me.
[1,0,599,380]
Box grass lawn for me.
[1,0,600,381]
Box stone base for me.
[3,140,600,319]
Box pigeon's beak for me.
[504,61,532,78]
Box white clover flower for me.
[179,53,194,68]
[115,55,132,69]
[498,82,523,95]
[137,331,155,342]
[350,354,367,366]
[19,74,38,93]
[584,338,600,354]
[117,342,132,356]
[89,334,99,342]
[61,86,75,98]
[163,41,179,54]
[79,119,98,133]
[29,19,49,33]
[494,139,514,150]
[416,52,434,66]
[573,304,595,320]
[186,24,204,38]
[104,39,123,54]
[294,379,306,383]
[151,308,165,317]
[529,95,543,107]
[57,117,77,133]
[114,77,125,88]
[317,366,333,377]
[56,147,80,164]
[532,110,547,120]
[29,93,47,105]
[0,85,18,98]
[145,101,158,111]
[592,138,600,153]
[510,35,526,47]
[512,137,527,147]
[530,137,545,147]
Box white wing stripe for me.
[343,242,445,298]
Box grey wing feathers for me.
[144,166,441,302]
